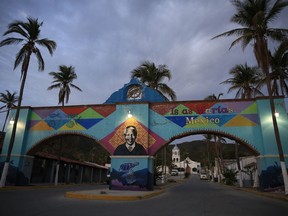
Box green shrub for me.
[223,168,238,185]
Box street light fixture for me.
[127,110,133,118]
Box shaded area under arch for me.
[27,133,110,166]
[168,129,260,156]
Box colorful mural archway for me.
[1,96,288,190]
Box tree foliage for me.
[131,61,176,101]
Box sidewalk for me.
[64,180,178,201]
[234,186,288,203]
[65,187,165,201]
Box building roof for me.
[104,78,167,103]
[35,152,108,169]
[172,145,179,151]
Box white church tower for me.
[172,144,201,174]
[172,145,181,167]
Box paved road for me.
[0,175,287,216]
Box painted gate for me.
[1,97,288,190]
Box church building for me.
[172,145,201,174]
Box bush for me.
[223,168,238,185]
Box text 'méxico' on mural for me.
[170,105,234,126]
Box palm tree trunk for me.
[206,141,214,181]
[54,136,63,186]
[259,37,288,195]
[0,56,30,187]
[214,136,222,183]
[1,109,10,132]
[235,142,243,187]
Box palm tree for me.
[203,134,214,180]
[234,141,244,187]
[131,61,176,101]
[0,91,18,132]
[212,0,288,194]
[0,17,56,187]
[215,136,227,183]
[204,93,225,182]
[48,65,82,106]
[269,40,288,96]
[204,93,224,100]
[48,65,81,185]
[221,63,264,99]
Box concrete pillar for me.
[65,164,71,184]
[79,166,83,184]
[90,167,94,183]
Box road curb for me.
[235,187,288,202]
[65,189,165,201]
[64,179,185,201]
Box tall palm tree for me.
[203,134,213,180]
[204,93,225,182]
[48,65,82,106]
[0,17,56,187]
[47,65,81,185]
[221,63,264,99]
[269,40,288,96]
[212,0,288,194]
[131,61,176,101]
[0,90,18,132]
[234,141,244,187]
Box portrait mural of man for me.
[114,125,147,155]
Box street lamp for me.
[274,112,279,118]
[127,110,132,118]
[9,117,14,125]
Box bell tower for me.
[172,145,180,167]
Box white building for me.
[220,156,259,187]
[172,145,181,166]
[172,145,201,174]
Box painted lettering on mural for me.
[185,117,220,125]
[205,106,234,114]
[169,105,234,126]
[170,106,234,115]
[170,108,194,115]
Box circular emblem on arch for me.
[127,85,142,100]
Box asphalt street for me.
[0,175,287,216]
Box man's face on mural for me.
[125,127,136,145]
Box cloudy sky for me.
[0,0,287,131]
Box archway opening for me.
[154,131,260,187]
[27,133,110,184]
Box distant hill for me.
[164,140,255,166]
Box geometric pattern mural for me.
[151,101,259,128]
[27,101,260,155]
[3,97,284,159]
[29,105,116,131]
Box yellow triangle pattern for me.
[30,121,53,130]
[223,114,257,127]
[59,119,86,130]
